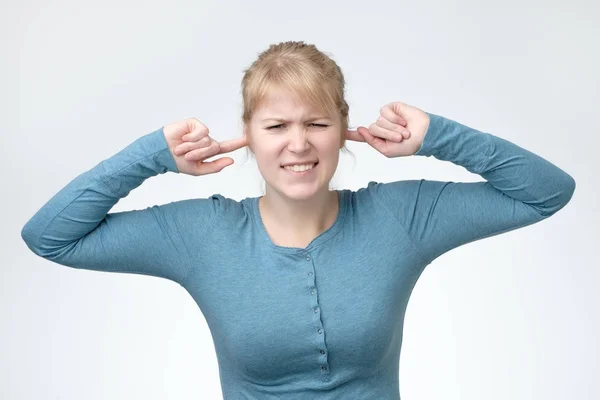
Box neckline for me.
[250,190,348,254]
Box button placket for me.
[303,252,330,377]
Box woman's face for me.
[244,86,343,201]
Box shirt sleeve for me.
[367,112,576,265]
[20,128,216,286]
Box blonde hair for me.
[241,41,352,153]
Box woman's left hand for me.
[345,101,430,158]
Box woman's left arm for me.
[351,102,576,265]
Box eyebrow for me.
[261,116,331,123]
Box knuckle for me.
[202,142,219,157]
[191,118,209,133]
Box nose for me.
[286,126,310,153]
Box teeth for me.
[284,163,315,172]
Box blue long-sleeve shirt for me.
[21,112,576,399]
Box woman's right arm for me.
[20,123,239,287]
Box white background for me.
[2,0,598,399]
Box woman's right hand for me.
[163,118,248,176]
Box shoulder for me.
[345,179,440,226]
[351,180,425,205]
[154,193,252,226]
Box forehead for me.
[254,87,323,118]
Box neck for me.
[259,188,339,244]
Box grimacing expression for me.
[244,86,343,201]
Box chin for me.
[280,186,322,201]
[270,180,328,202]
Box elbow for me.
[21,220,79,262]
[21,220,45,257]
[565,174,576,203]
[21,222,40,256]
[558,173,576,210]
[538,173,576,217]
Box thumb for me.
[214,157,235,171]
[357,127,374,144]
[358,126,387,154]
[196,157,234,175]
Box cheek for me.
[252,142,284,170]
[318,136,343,157]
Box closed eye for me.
[267,123,329,130]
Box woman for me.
[21,41,576,399]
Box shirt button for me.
[311,289,316,295]
[321,366,328,371]
[313,307,319,313]
[306,256,311,261]
[317,329,323,334]
[320,350,325,354]
[308,272,313,276]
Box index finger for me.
[345,128,366,142]
[218,136,248,154]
